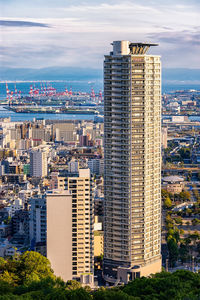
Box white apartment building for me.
[6,199,23,217]
[87,159,104,175]
[30,149,48,177]
[68,159,79,173]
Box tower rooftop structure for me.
[111,40,158,56]
[129,42,158,54]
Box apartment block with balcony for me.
[67,169,94,280]
[103,41,162,284]
[47,169,94,282]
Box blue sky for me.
[0,0,200,69]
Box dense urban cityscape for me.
[1,0,200,297]
[0,39,199,299]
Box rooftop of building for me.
[129,42,158,54]
[110,40,159,56]
[162,175,184,183]
[46,189,71,196]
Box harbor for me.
[0,106,100,122]
[5,105,100,115]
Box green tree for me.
[189,232,200,244]
[164,197,172,208]
[0,280,14,296]
[94,289,138,300]
[66,280,82,290]
[122,270,200,300]
[166,214,173,223]
[0,257,6,269]
[19,252,55,285]
[0,251,55,286]
[3,216,11,225]
[184,237,192,246]
[173,228,180,243]
[167,238,179,266]
[186,220,190,226]
[161,189,170,200]
[179,244,189,263]
[67,288,92,300]
[174,216,182,225]
[178,148,191,160]
[168,229,175,236]
[186,208,192,216]
[191,218,200,226]
[179,191,191,202]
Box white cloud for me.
[0,1,200,68]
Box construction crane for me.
[98,90,103,104]
[69,87,73,97]
[6,82,10,103]
[90,88,95,102]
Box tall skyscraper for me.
[103,41,161,284]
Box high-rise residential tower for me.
[104,41,161,284]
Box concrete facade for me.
[103,41,162,283]
[47,169,94,280]
[30,149,48,177]
[162,176,184,194]
[29,195,46,245]
[67,169,94,279]
[46,190,73,282]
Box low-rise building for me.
[162,176,185,194]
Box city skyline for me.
[0,0,200,69]
[0,29,199,294]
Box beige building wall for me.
[166,183,184,194]
[46,190,72,282]
[53,123,76,142]
[94,231,104,256]
[161,127,168,149]
[49,172,59,190]
[57,176,66,189]
[67,169,94,278]
[54,169,94,279]
[115,258,162,284]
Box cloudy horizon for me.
[0,0,200,69]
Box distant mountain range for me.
[0,67,103,81]
[0,67,200,84]
[162,69,200,83]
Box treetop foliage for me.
[0,252,199,299]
